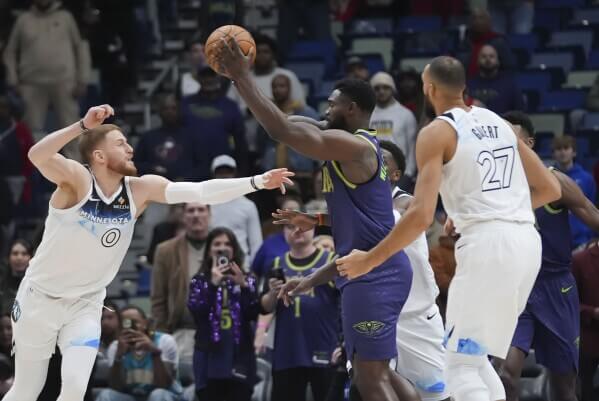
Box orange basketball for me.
[204,25,256,76]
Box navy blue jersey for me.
[322,129,411,288]
[271,249,339,371]
[535,202,572,276]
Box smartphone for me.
[122,318,137,331]
[216,249,233,274]
[271,268,286,283]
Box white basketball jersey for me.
[392,188,439,314]
[438,106,534,233]
[26,173,137,298]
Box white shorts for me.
[396,303,449,401]
[445,221,541,359]
[11,279,105,360]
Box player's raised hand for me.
[261,168,295,194]
[272,209,317,234]
[336,249,376,280]
[82,105,114,130]
[217,37,254,80]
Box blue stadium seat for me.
[349,18,393,35]
[315,80,336,99]
[396,16,442,33]
[399,31,446,56]
[516,70,553,92]
[547,30,593,57]
[586,50,599,69]
[346,53,385,74]
[581,113,599,131]
[286,62,326,94]
[287,40,338,76]
[528,52,574,75]
[572,8,599,24]
[538,90,585,112]
[534,8,564,31]
[535,132,555,158]
[577,137,591,157]
[507,33,539,53]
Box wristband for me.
[79,119,89,131]
[250,176,259,191]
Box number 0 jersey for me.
[25,172,137,298]
[438,106,534,233]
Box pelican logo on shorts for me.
[11,300,21,323]
[101,228,121,247]
[353,320,385,336]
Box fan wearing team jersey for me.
[498,111,599,401]
[4,105,294,401]
[260,224,339,401]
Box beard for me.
[479,64,498,76]
[423,95,437,120]
[108,158,138,176]
[326,115,347,131]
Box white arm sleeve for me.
[165,175,265,205]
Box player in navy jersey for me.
[261,224,339,401]
[498,111,599,401]
[216,41,418,401]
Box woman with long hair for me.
[188,227,260,401]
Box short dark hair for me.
[78,124,123,165]
[428,56,466,89]
[379,140,406,174]
[334,79,376,113]
[7,238,33,259]
[254,33,278,56]
[121,304,147,320]
[502,111,535,139]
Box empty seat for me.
[396,16,442,33]
[530,113,565,137]
[586,50,599,69]
[516,70,553,92]
[548,30,593,56]
[534,8,564,31]
[572,8,599,24]
[581,113,599,130]
[287,40,338,75]
[563,70,598,89]
[349,18,393,35]
[286,62,326,93]
[400,31,446,56]
[350,37,394,69]
[399,57,430,72]
[528,52,574,75]
[507,33,540,53]
[538,90,585,112]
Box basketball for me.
[204,25,256,76]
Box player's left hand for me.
[336,249,376,280]
[261,168,295,194]
[216,37,254,80]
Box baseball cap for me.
[370,72,396,92]
[211,155,237,173]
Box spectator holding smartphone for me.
[260,224,340,401]
[96,305,183,401]
[188,227,260,401]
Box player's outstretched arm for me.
[517,138,561,208]
[132,168,294,212]
[28,105,114,188]
[215,39,371,162]
[556,170,599,231]
[336,122,447,279]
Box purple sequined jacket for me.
[187,273,260,350]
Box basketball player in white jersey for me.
[379,140,449,401]
[4,105,294,401]
[337,56,561,401]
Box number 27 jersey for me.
[437,106,534,232]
